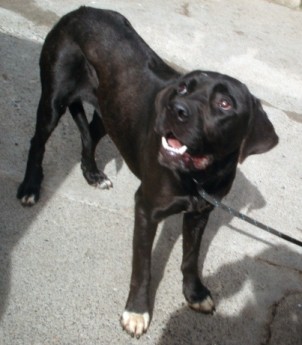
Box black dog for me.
[17,7,278,337]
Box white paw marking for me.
[121,311,150,338]
[188,295,215,313]
[21,194,36,206]
[98,178,113,190]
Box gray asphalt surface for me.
[0,1,301,344]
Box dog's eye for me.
[177,83,188,95]
[217,98,232,110]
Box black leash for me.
[195,184,302,248]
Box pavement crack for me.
[261,291,302,345]
[255,256,302,277]
[261,298,280,345]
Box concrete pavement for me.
[0,1,301,344]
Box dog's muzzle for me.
[158,132,213,171]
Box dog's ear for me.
[239,97,278,163]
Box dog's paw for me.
[20,194,37,206]
[83,170,113,189]
[183,278,215,314]
[17,183,40,206]
[97,177,113,190]
[188,295,215,313]
[121,311,150,338]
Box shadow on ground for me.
[156,243,302,345]
[0,32,123,319]
[150,168,267,303]
[1,0,59,27]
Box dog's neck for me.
[181,150,240,198]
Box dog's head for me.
[155,70,278,172]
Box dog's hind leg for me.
[69,101,112,189]
[17,95,65,206]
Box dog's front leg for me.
[121,187,158,338]
[181,211,215,313]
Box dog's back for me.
[42,7,176,82]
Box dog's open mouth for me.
[160,133,213,170]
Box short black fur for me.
[17,7,278,337]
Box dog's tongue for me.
[165,135,211,170]
[167,137,183,149]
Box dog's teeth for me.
[178,145,187,155]
[162,136,170,150]
[161,136,187,155]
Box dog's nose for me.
[170,102,190,122]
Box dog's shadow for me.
[0,32,125,320]
[149,174,302,343]
[150,169,267,312]
[155,243,302,345]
